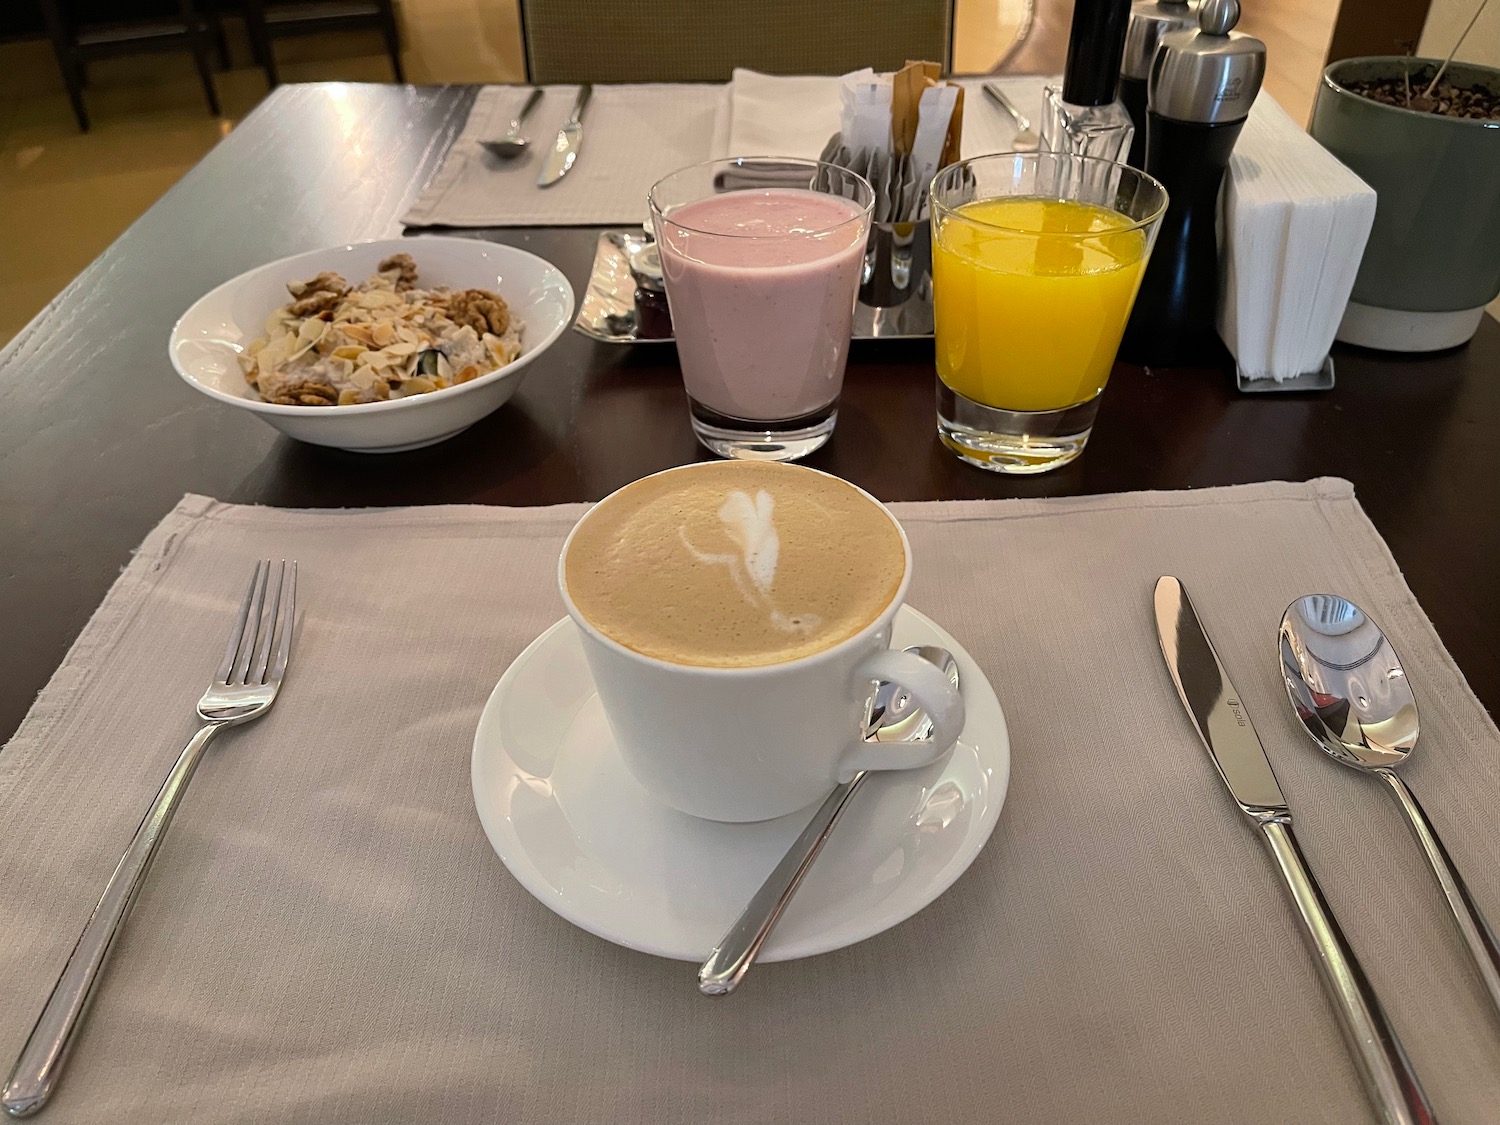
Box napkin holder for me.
[816,127,936,319]
[1235,356,1336,393]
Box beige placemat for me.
[401,84,725,228]
[3,481,1499,1124]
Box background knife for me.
[537,84,592,188]
[1153,576,1436,1125]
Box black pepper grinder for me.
[1118,0,1196,169]
[1119,0,1265,367]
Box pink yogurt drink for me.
[654,188,871,424]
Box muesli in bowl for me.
[170,236,574,453]
[242,252,523,407]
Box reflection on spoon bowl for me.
[1280,593,1414,770]
[481,137,530,159]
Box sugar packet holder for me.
[820,61,965,225]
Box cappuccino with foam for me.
[564,462,905,668]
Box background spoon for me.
[481,88,544,159]
[698,645,960,996]
[1280,593,1500,1020]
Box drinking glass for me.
[649,158,875,461]
[930,153,1168,474]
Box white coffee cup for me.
[558,465,965,823]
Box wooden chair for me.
[517,0,954,84]
[240,0,404,87]
[201,0,255,69]
[38,0,222,132]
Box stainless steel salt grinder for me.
[1118,0,1196,168]
[1119,0,1265,367]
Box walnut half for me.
[264,380,339,406]
[285,271,349,317]
[447,288,510,336]
[287,271,348,299]
[378,252,419,291]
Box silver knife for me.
[537,84,592,188]
[1153,576,1437,1125]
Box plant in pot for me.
[1309,0,1500,351]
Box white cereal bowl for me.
[169,237,575,453]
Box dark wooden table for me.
[2,83,1497,743]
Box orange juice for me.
[932,197,1149,412]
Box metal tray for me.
[572,230,937,344]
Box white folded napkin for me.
[1220,93,1377,382]
[719,70,1052,162]
[721,69,850,159]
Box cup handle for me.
[836,648,966,781]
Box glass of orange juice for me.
[930,153,1168,474]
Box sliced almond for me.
[358,349,399,369]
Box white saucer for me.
[471,606,1010,962]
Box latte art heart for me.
[675,488,824,638]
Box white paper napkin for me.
[720,69,852,158]
[1220,93,1377,382]
[719,70,1054,161]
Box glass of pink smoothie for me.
[649,158,874,461]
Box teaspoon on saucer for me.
[1280,593,1500,1019]
[481,88,544,159]
[698,645,960,996]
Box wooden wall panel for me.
[1327,0,1435,61]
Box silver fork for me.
[3,560,298,1118]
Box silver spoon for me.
[698,645,960,996]
[982,82,1040,152]
[1280,594,1500,1019]
[480,88,544,159]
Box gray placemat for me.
[398,77,1044,229]
[401,84,724,228]
[3,480,1498,1123]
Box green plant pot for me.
[1310,56,1500,351]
